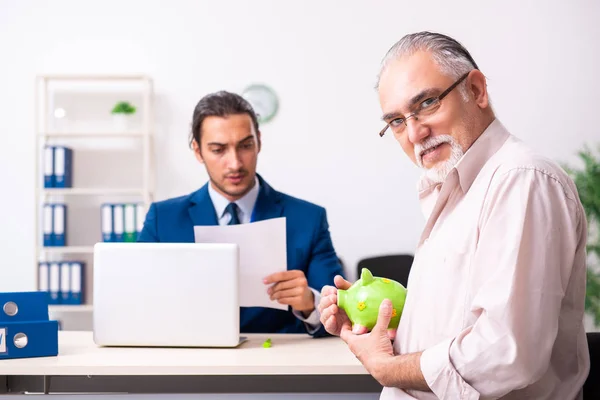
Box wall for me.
[1,0,599,291]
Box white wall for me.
[1,0,599,291]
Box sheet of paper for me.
[194,217,287,311]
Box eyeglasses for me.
[378,72,470,137]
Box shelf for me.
[40,74,151,81]
[42,188,145,196]
[40,246,94,254]
[39,132,145,138]
[49,304,93,313]
[34,74,154,301]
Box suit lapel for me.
[188,176,282,226]
[252,175,284,222]
[188,184,219,226]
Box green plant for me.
[111,101,136,115]
[565,145,600,325]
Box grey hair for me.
[376,32,479,99]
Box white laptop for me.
[92,242,243,348]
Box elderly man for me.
[319,32,590,399]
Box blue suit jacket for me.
[138,175,343,337]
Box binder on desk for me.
[136,203,145,237]
[43,204,53,247]
[60,262,71,304]
[54,146,73,188]
[49,262,60,305]
[124,204,136,242]
[70,262,84,305]
[0,320,59,359]
[0,292,49,322]
[43,146,55,188]
[101,203,114,242]
[0,292,59,360]
[113,204,124,242]
[53,203,67,246]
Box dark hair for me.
[189,91,260,147]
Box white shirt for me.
[209,177,261,225]
[381,119,589,399]
[207,177,322,332]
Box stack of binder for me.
[101,203,145,242]
[0,292,59,360]
[43,203,67,246]
[38,262,85,305]
[43,145,73,188]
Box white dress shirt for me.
[207,177,322,332]
[380,119,589,399]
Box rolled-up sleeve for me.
[420,167,581,399]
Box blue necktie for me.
[225,202,240,225]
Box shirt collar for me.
[454,118,510,193]
[208,176,261,221]
[417,118,510,195]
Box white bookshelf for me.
[49,304,94,313]
[38,246,95,255]
[40,132,145,138]
[34,74,155,316]
[43,188,145,196]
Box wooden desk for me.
[0,331,382,396]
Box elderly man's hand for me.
[319,275,399,339]
[318,275,364,336]
[341,299,396,385]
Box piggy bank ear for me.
[360,268,374,284]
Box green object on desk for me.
[262,338,272,348]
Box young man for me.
[139,91,343,337]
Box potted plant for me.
[565,145,600,328]
[111,101,136,131]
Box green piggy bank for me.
[337,268,407,330]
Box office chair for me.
[584,332,600,398]
[356,254,414,288]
